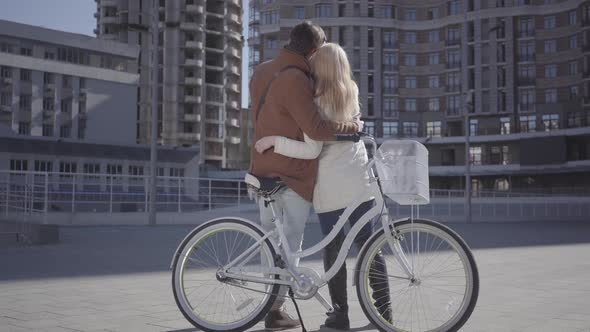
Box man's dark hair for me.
[287,21,325,56]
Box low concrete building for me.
[0,19,140,144]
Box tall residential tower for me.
[96,0,244,168]
[249,0,590,193]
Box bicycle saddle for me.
[245,173,285,196]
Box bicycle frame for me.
[222,137,415,288]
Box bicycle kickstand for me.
[288,288,307,332]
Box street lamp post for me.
[148,0,159,226]
[464,94,473,223]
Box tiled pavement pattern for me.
[1,221,590,332]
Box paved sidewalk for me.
[1,221,590,332]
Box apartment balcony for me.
[228,0,241,8]
[445,39,461,47]
[183,58,203,67]
[179,132,200,141]
[184,113,201,122]
[42,110,54,123]
[226,65,240,76]
[180,22,202,31]
[447,84,461,92]
[228,83,239,93]
[227,13,240,24]
[227,100,240,110]
[185,40,203,49]
[226,47,240,59]
[226,118,240,128]
[446,62,461,69]
[101,16,118,24]
[186,4,204,14]
[0,104,11,113]
[518,103,536,112]
[100,0,117,6]
[518,77,536,86]
[382,88,398,95]
[184,77,203,86]
[518,30,535,38]
[227,136,241,144]
[184,95,202,104]
[226,31,242,42]
[0,77,13,84]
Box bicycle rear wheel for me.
[172,218,280,332]
[355,218,479,332]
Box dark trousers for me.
[318,200,391,314]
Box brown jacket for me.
[249,48,358,202]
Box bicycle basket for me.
[375,139,430,205]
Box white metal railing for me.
[1,170,589,224]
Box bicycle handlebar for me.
[334,132,378,156]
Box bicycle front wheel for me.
[355,218,479,332]
[172,218,280,332]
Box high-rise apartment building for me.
[96,0,244,168]
[249,0,590,193]
[0,20,139,144]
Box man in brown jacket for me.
[249,21,361,330]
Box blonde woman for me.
[255,43,392,330]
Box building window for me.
[264,36,279,49]
[128,165,144,176]
[405,98,417,111]
[469,119,478,136]
[426,121,442,137]
[383,97,397,117]
[107,164,123,177]
[519,89,535,111]
[20,47,32,56]
[405,32,416,44]
[544,16,556,29]
[60,125,71,138]
[544,40,557,53]
[570,86,579,98]
[1,92,11,107]
[569,62,578,75]
[383,53,396,71]
[42,124,53,137]
[429,98,440,112]
[428,7,439,19]
[315,4,332,17]
[404,54,416,66]
[18,122,30,135]
[428,53,439,65]
[19,95,31,111]
[78,119,86,139]
[429,30,440,42]
[261,10,279,24]
[568,10,577,25]
[545,89,557,103]
[542,114,559,131]
[364,121,375,136]
[382,121,398,137]
[518,17,534,37]
[0,66,11,78]
[447,95,460,115]
[83,163,100,177]
[569,36,577,49]
[519,115,536,132]
[378,5,394,18]
[469,147,482,165]
[10,159,28,171]
[43,72,54,85]
[169,168,185,177]
[383,30,396,48]
[544,64,557,78]
[383,75,396,94]
[59,161,77,175]
[500,117,511,134]
[428,76,439,88]
[405,8,416,21]
[294,6,305,19]
[43,97,54,111]
[405,76,416,88]
[79,78,86,89]
[61,98,72,113]
[567,112,583,128]
[402,122,418,137]
[20,69,31,82]
[448,0,462,15]
[491,146,510,165]
[34,160,52,172]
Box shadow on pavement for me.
[1,220,589,281]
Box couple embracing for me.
[249,21,391,330]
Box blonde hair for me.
[310,43,360,122]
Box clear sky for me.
[0,0,251,108]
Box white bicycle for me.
[171,135,479,332]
